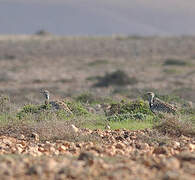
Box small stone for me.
[44,159,57,172]
[115,143,125,149]
[19,134,25,140]
[16,144,24,153]
[140,143,150,150]
[70,124,79,133]
[162,157,180,170]
[105,125,111,130]
[188,143,195,151]
[163,170,179,180]
[153,146,168,155]
[39,147,47,153]
[31,133,39,141]
[59,145,67,152]
[171,141,180,149]
[78,152,94,165]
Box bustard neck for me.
[44,91,50,105]
[45,93,49,100]
[148,94,154,106]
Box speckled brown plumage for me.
[146,92,177,114]
[41,90,72,114]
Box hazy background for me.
[0,0,195,36]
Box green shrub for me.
[75,93,103,104]
[106,99,153,116]
[0,95,11,113]
[66,100,90,116]
[87,59,108,66]
[107,112,147,121]
[164,59,188,66]
[17,104,52,119]
[94,70,138,87]
[180,108,195,115]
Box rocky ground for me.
[0,128,194,180]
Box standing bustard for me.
[146,92,177,114]
[40,90,72,114]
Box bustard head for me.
[40,89,50,100]
[146,92,155,102]
[146,92,155,98]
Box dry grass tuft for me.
[0,119,102,143]
[153,116,195,137]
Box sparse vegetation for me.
[75,92,103,104]
[87,59,109,66]
[0,36,195,179]
[153,115,195,137]
[106,99,153,116]
[0,92,194,138]
[94,70,138,87]
[164,59,189,66]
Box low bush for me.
[94,70,138,87]
[153,116,195,137]
[0,95,12,113]
[106,99,153,116]
[17,104,52,119]
[66,100,90,116]
[164,59,188,66]
[75,93,103,104]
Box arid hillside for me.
[0,35,195,105]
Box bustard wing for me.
[50,100,73,114]
[153,98,177,113]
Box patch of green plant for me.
[163,68,181,74]
[0,95,11,113]
[180,107,195,115]
[0,113,18,125]
[0,54,16,60]
[75,93,116,106]
[109,118,153,130]
[86,76,99,81]
[66,100,90,116]
[87,59,108,66]
[187,115,195,125]
[164,59,189,66]
[107,99,153,116]
[79,114,107,130]
[112,87,130,96]
[75,93,101,104]
[107,113,148,121]
[17,104,52,119]
[94,70,138,87]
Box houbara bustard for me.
[40,90,72,114]
[146,92,177,114]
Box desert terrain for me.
[0,35,194,179]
